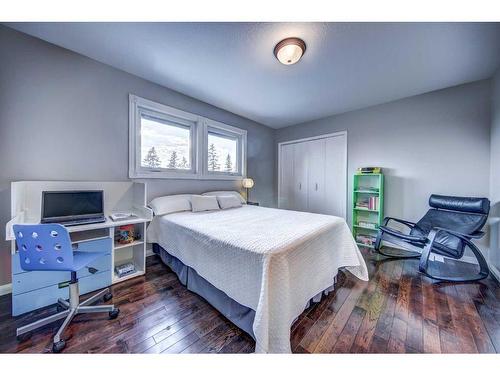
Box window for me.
[204,120,246,177]
[129,95,246,179]
[141,114,193,171]
[207,132,238,173]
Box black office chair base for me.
[109,308,120,319]
[53,340,66,353]
[16,284,118,353]
[103,292,113,302]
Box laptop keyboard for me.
[62,217,106,227]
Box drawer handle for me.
[72,243,79,250]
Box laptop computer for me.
[41,190,106,226]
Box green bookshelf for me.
[352,173,384,249]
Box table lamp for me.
[242,178,254,202]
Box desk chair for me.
[374,194,490,282]
[13,224,120,353]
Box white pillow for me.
[149,194,192,216]
[191,195,220,212]
[217,195,243,210]
[202,190,246,203]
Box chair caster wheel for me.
[17,332,32,342]
[56,305,66,312]
[109,308,120,319]
[103,292,113,302]
[52,340,66,353]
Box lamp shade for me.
[242,178,254,189]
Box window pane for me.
[207,132,238,173]
[141,116,191,170]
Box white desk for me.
[6,181,153,316]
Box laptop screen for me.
[41,190,104,222]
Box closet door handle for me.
[299,183,302,190]
[315,183,318,191]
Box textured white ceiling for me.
[6,22,500,128]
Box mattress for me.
[147,205,368,353]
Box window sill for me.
[129,171,244,181]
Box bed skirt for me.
[153,243,338,346]
[153,243,256,338]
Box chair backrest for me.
[420,194,490,234]
[13,224,74,272]
[410,195,490,257]
[428,194,490,216]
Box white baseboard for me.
[0,283,12,296]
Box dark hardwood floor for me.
[0,248,498,354]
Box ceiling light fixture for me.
[274,37,306,65]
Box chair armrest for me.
[432,227,485,240]
[383,217,416,228]
[469,231,486,239]
[378,225,427,243]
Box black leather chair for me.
[374,194,490,282]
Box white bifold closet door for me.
[293,140,309,211]
[279,143,295,210]
[306,138,326,213]
[278,132,346,218]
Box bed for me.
[147,194,368,353]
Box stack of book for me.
[356,196,379,210]
[356,234,377,246]
[357,167,382,174]
[357,221,378,229]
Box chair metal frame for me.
[374,216,490,282]
[13,224,119,353]
[417,227,489,282]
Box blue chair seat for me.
[70,251,103,272]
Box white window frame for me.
[203,119,247,179]
[129,94,246,180]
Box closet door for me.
[307,138,326,213]
[279,143,295,209]
[324,134,347,218]
[293,141,309,211]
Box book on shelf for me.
[355,196,379,210]
[368,196,379,210]
[357,221,378,229]
[355,233,376,246]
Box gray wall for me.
[0,25,275,285]
[489,68,500,271]
[490,69,500,213]
[275,80,492,237]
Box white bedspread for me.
[147,205,368,353]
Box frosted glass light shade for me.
[242,178,254,189]
[274,38,306,65]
